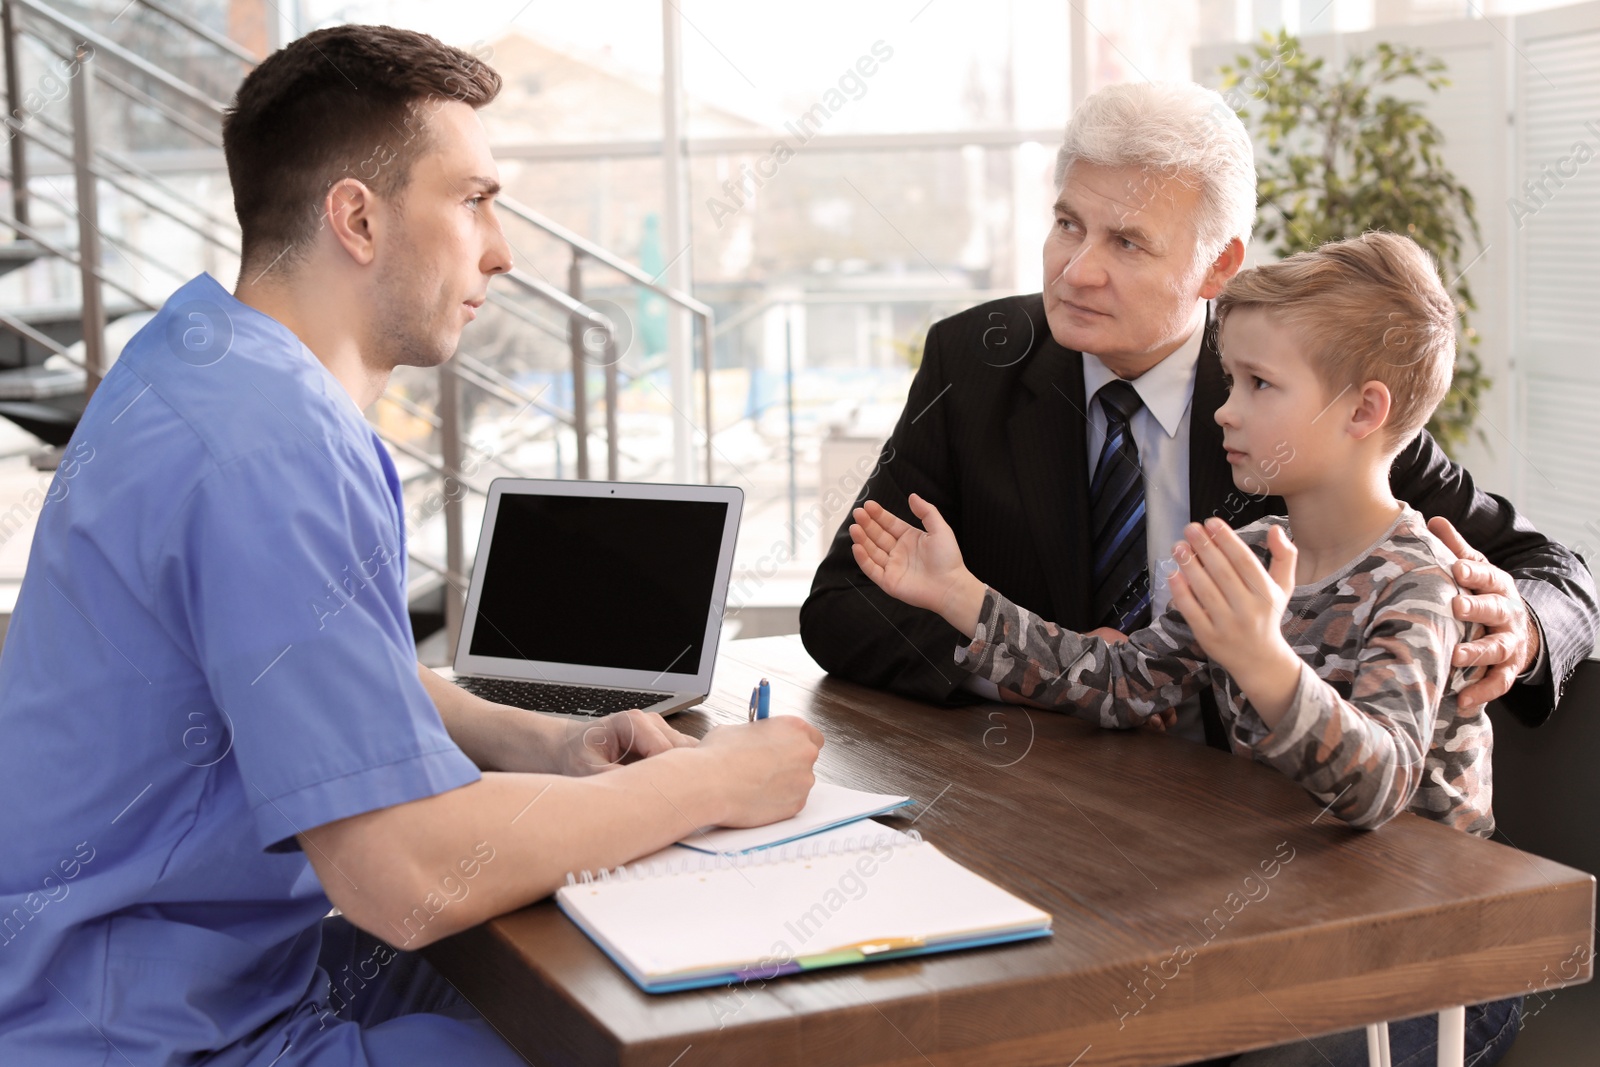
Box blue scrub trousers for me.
[242,916,530,1066]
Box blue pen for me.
[748,678,771,721]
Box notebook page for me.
[678,781,911,854]
[629,818,898,869]
[558,840,1051,982]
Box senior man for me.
[802,80,1595,737]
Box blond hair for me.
[1214,231,1456,450]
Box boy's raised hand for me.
[1167,518,1304,726]
[850,493,986,634]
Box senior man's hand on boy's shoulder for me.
[1426,516,1542,708]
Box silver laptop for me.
[451,478,743,718]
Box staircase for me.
[0,0,718,657]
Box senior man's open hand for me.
[851,494,989,635]
[1427,516,1541,708]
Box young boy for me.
[850,231,1492,838]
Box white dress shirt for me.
[964,307,1209,742]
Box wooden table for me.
[425,636,1595,1067]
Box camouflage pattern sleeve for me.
[953,586,1213,728]
[1247,569,1460,831]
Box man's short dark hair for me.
[222,24,501,276]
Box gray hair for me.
[1053,82,1257,261]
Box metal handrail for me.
[17,27,224,147]
[496,194,716,481]
[9,0,227,114]
[498,194,711,317]
[498,266,612,327]
[0,210,158,312]
[483,287,570,344]
[383,433,492,498]
[19,124,240,256]
[405,549,448,580]
[32,110,240,238]
[0,308,80,366]
[451,352,563,415]
[0,0,241,390]
[132,0,260,66]
[449,351,648,469]
[378,390,442,429]
[486,269,650,478]
[29,184,190,284]
[92,62,225,147]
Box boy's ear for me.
[1346,380,1393,444]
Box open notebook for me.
[556,827,1052,993]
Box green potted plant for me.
[1218,30,1488,455]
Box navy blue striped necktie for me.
[1090,379,1152,632]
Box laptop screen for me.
[466,492,730,678]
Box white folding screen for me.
[1513,1,1600,573]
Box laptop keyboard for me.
[456,676,666,717]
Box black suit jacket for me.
[799,294,1598,728]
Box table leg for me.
[1437,1005,1466,1067]
[1366,1022,1391,1067]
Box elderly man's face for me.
[1043,161,1230,374]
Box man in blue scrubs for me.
[0,25,823,1066]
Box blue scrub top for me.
[0,274,481,1064]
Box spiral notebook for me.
[556,828,1053,993]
